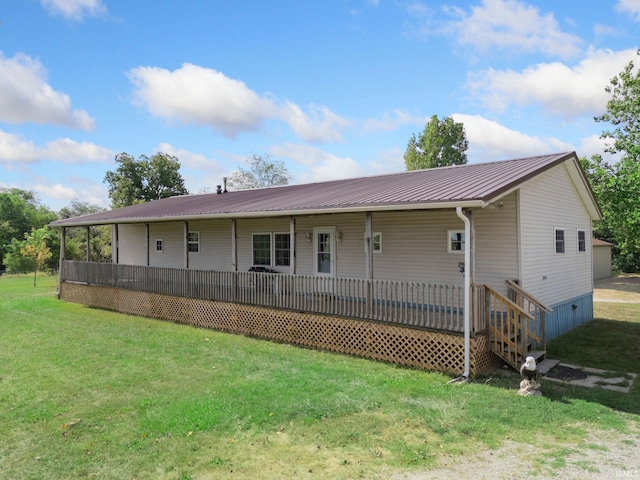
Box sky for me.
[1,0,639,211]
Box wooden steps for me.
[520,350,559,376]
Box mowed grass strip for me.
[0,274,638,479]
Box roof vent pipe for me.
[216,185,222,194]
[223,177,228,193]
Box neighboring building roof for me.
[593,238,615,247]
[51,151,601,227]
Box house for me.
[51,152,601,377]
[593,238,614,280]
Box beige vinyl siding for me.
[148,222,185,268]
[370,210,468,285]
[117,224,146,265]
[473,192,519,295]
[188,219,233,271]
[519,164,593,305]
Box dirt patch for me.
[393,426,640,480]
[594,274,640,303]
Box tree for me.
[4,227,52,285]
[227,154,293,190]
[593,50,640,272]
[103,152,189,208]
[404,115,468,170]
[0,188,57,268]
[595,49,640,158]
[58,201,111,263]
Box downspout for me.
[456,206,471,380]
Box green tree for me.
[0,189,57,268]
[103,152,189,208]
[593,50,640,272]
[227,154,293,190]
[404,115,468,170]
[5,227,53,285]
[58,201,111,263]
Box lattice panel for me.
[60,283,493,376]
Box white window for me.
[555,228,565,254]
[252,233,271,266]
[274,233,291,266]
[577,229,586,253]
[252,233,291,267]
[187,231,200,253]
[370,232,382,253]
[448,230,465,253]
[155,239,163,253]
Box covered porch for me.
[59,260,548,376]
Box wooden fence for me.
[61,261,481,334]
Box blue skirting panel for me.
[545,292,594,341]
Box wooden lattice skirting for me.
[60,282,500,376]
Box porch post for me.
[113,224,119,264]
[290,217,296,274]
[57,226,66,298]
[231,219,237,272]
[145,223,150,266]
[184,221,189,269]
[85,227,90,262]
[364,213,373,279]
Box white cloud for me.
[0,53,95,130]
[616,0,640,21]
[467,48,638,118]
[362,110,423,133]
[45,138,114,163]
[451,114,574,161]
[41,0,106,21]
[0,130,112,165]
[0,131,40,163]
[128,63,348,143]
[443,0,582,59]
[282,103,351,143]
[271,143,365,183]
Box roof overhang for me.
[51,200,487,227]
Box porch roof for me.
[51,151,600,227]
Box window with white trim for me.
[555,228,565,254]
[187,231,200,253]
[372,232,382,253]
[448,230,465,253]
[252,233,271,266]
[274,233,291,266]
[155,239,163,253]
[252,232,291,267]
[577,229,586,253]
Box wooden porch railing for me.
[476,284,538,369]
[61,261,473,334]
[505,279,553,351]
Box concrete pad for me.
[543,362,637,393]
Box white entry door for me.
[313,227,335,277]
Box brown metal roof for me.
[51,152,595,227]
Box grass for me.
[1,274,639,479]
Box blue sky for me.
[1,0,639,211]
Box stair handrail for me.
[505,279,553,313]
[483,284,535,369]
[505,279,552,349]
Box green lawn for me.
[1,274,638,479]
